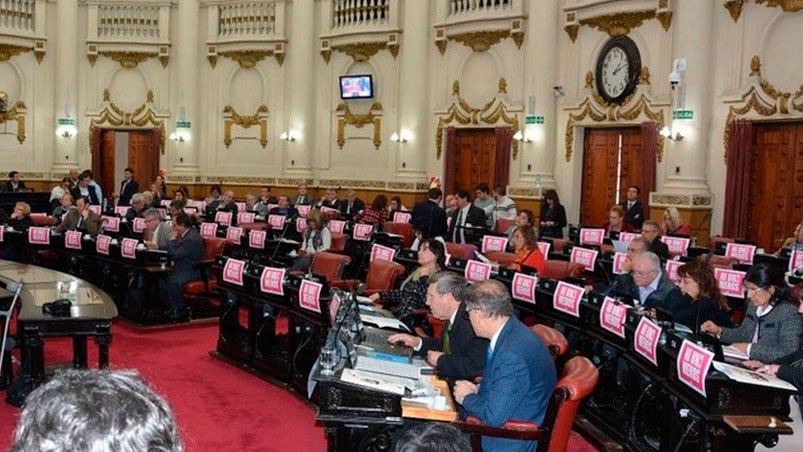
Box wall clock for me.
[595,36,641,105]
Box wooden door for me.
[745,122,803,251]
[96,129,116,201]
[580,127,642,226]
[128,130,160,188]
[448,129,497,195]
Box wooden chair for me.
[531,324,569,359]
[457,355,599,452]
[540,260,585,280]
[383,222,414,248]
[183,237,228,318]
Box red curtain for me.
[494,127,512,187]
[90,127,102,176]
[723,119,753,238]
[443,127,456,196]
[640,121,658,220]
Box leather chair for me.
[709,235,736,253]
[531,324,569,359]
[446,242,478,260]
[332,259,405,296]
[495,218,515,235]
[30,213,56,226]
[183,237,227,318]
[484,251,516,267]
[701,254,737,269]
[457,355,600,452]
[544,238,571,254]
[329,232,348,253]
[540,260,585,280]
[309,251,352,285]
[383,222,414,248]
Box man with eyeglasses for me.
[143,208,171,250]
[626,252,684,315]
[640,220,669,259]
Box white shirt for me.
[637,272,662,305]
[488,318,509,355]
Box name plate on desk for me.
[235,202,246,213]
[88,205,102,215]
[238,212,256,225]
[618,232,640,243]
[249,230,267,249]
[200,222,218,238]
[28,226,51,245]
[223,258,246,286]
[265,214,284,231]
[114,206,128,217]
[370,244,396,262]
[714,268,746,298]
[64,231,82,249]
[677,339,714,397]
[580,228,604,246]
[296,217,307,233]
[725,243,756,264]
[790,251,803,272]
[299,279,323,313]
[260,266,286,296]
[665,260,682,285]
[661,236,690,256]
[570,246,598,270]
[132,217,146,233]
[297,205,311,218]
[465,260,492,284]
[393,211,411,223]
[102,216,120,232]
[553,281,582,317]
[321,206,339,215]
[160,199,172,207]
[226,227,243,244]
[353,223,373,241]
[96,234,112,255]
[481,235,508,253]
[511,272,537,304]
[613,252,627,274]
[634,317,661,366]
[328,220,346,234]
[0,225,4,242]
[120,238,138,259]
[537,241,550,257]
[600,297,629,338]
[215,211,233,226]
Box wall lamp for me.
[389,132,409,143]
[280,131,297,142]
[170,107,191,143]
[55,104,77,138]
[513,130,532,143]
[659,125,684,142]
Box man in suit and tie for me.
[2,171,26,192]
[143,208,172,251]
[70,171,101,206]
[453,280,556,452]
[448,189,487,243]
[160,212,203,321]
[621,185,645,230]
[388,272,488,385]
[290,183,314,206]
[56,196,101,237]
[640,220,669,259]
[411,188,448,240]
[339,189,365,221]
[116,167,139,206]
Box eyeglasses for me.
[632,269,657,278]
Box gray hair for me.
[392,422,469,452]
[635,251,661,272]
[12,369,182,452]
[428,271,467,300]
[462,279,514,318]
[143,208,161,221]
[130,193,145,205]
[629,237,649,252]
[642,220,660,230]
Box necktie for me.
[453,209,463,242]
[486,346,493,365]
[442,320,452,354]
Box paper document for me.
[360,313,410,332]
[722,344,749,361]
[712,362,797,391]
[340,368,407,395]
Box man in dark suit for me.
[70,171,101,206]
[160,212,203,320]
[339,189,365,220]
[117,167,139,206]
[290,183,314,206]
[453,280,556,452]
[2,171,27,192]
[318,187,341,210]
[448,189,487,243]
[621,185,645,230]
[619,251,684,316]
[411,188,448,239]
[641,220,669,259]
[56,196,101,237]
[388,272,488,385]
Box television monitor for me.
[339,75,373,99]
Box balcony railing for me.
[333,0,389,28]
[449,0,511,16]
[96,3,160,39]
[217,1,277,37]
[0,0,35,33]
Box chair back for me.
[541,356,599,452]
[203,237,227,261]
[310,252,352,283]
[365,259,406,292]
[530,324,568,359]
[709,235,736,253]
[383,222,414,248]
[484,251,516,267]
[30,213,55,226]
[495,218,515,235]
[540,260,585,280]
[702,254,737,269]
[446,242,478,260]
[330,232,348,252]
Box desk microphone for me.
[270,220,291,266]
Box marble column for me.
[52,0,78,173]
[286,0,315,174]
[173,0,200,173]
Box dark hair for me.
[124,167,134,174]
[543,189,560,204]
[61,176,71,184]
[474,182,489,194]
[371,194,388,210]
[513,224,539,250]
[169,199,185,210]
[210,185,222,195]
[745,264,787,302]
[427,188,442,200]
[392,422,469,452]
[519,209,534,225]
[8,170,19,178]
[421,239,446,268]
[456,189,470,201]
[628,185,641,194]
[493,184,506,196]
[676,260,728,309]
[390,195,402,207]
[79,170,92,181]
[176,186,190,199]
[173,212,193,228]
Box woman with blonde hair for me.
[661,206,693,236]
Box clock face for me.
[595,36,641,104]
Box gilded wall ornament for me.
[336,102,383,150]
[332,42,388,62]
[222,105,269,148]
[755,0,803,11]
[219,50,275,69]
[450,30,513,52]
[724,0,745,21]
[579,10,657,37]
[0,100,27,144]
[89,51,164,69]
[89,90,167,153]
[0,44,32,62]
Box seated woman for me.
[602,205,634,236]
[661,206,693,237]
[386,196,407,220]
[675,260,733,332]
[368,238,445,330]
[506,209,534,242]
[7,202,33,230]
[360,194,387,227]
[701,264,800,363]
[205,185,223,205]
[289,209,331,272]
[508,225,545,274]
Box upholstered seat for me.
[309,251,352,285]
[539,260,585,280]
[530,324,569,359]
[329,232,348,253]
[495,218,515,235]
[483,251,516,267]
[446,242,478,260]
[332,259,405,296]
[383,222,414,248]
[183,237,227,317]
[30,214,56,227]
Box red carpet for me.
[0,321,327,451]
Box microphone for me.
[694,298,702,336]
[270,220,291,266]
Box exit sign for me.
[673,110,693,120]
[525,115,545,125]
[176,120,192,128]
[57,118,76,126]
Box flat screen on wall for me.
[339,75,373,99]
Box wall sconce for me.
[170,107,191,143]
[280,131,297,142]
[389,132,409,143]
[513,130,532,143]
[55,104,77,138]
[659,125,684,142]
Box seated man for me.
[388,272,488,385]
[318,187,340,210]
[159,212,203,320]
[269,195,297,217]
[641,220,669,259]
[52,193,74,223]
[290,183,314,206]
[2,170,26,192]
[12,369,182,452]
[602,237,649,295]
[259,185,278,205]
[124,193,147,221]
[339,189,365,221]
[777,219,803,256]
[57,196,101,237]
[621,251,684,316]
[245,192,268,217]
[144,208,172,251]
[453,280,556,452]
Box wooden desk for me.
[401,377,458,422]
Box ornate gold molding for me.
[219,50,274,69]
[332,42,388,62]
[222,105,269,148]
[0,101,27,144]
[336,102,383,150]
[0,44,32,62]
[88,51,167,69]
[755,0,803,11]
[450,30,516,52]
[89,89,167,153]
[434,79,520,160]
[565,7,672,41]
[724,0,745,21]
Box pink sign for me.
[328,220,346,234]
[553,281,583,317]
[634,317,661,366]
[64,231,82,249]
[298,279,323,313]
[194,201,207,212]
[570,247,598,270]
[790,251,803,273]
[96,234,111,255]
[661,236,691,256]
[226,227,243,244]
[215,211,233,226]
[713,268,746,298]
[238,212,256,224]
[725,243,756,264]
[618,232,640,243]
[393,211,412,223]
[249,230,267,249]
[200,222,219,239]
[676,339,714,397]
[267,203,278,212]
[28,227,51,245]
[222,258,246,286]
[370,244,396,262]
[115,206,129,216]
[297,205,311,218]
[183,207,196,215]
[160,199,172,207]
[296,217,307,233]
[465,260,493,283]
[537,241,551,257]
[665,259,683,285]
[157,208,167,219]
[121,238,138,259]
[0,225,3,242]
[353,223,373,241]
[600,297,629,338]
[321,206,339,215]
[511,272,538,304]
[88,205,102,215]
[235,202,246,213]
[613,252,628,274]
[260,266,286,296]
[267,215,286,231]
[580,228,605,246]
[102,216,120,232]
[132,217,146,233]
[481,235,508,253]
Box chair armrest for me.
[455,417,546,442]
[330,279,360,291]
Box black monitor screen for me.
[339,75,374,99]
